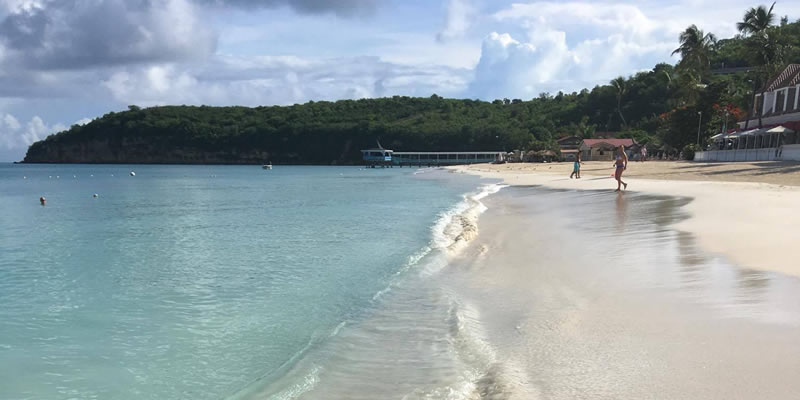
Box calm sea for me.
[0,164,501,399]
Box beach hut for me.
[527,150,557,163]
[658,144,677,160]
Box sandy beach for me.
[453,160,800,278]
[439,186,800,399]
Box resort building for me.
[744,64,800,130]
[697,64,800,162]
[557,136,582,161]
[579,138,636,161]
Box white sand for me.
[452,164,800,278]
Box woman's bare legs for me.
[615,168,627,191]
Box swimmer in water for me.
[40,196,46,206]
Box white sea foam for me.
[371,245,433,301]
[421,183,507,276]
[329,321,347,338]
[439,296,538,400]
[265,365,321,400]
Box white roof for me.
[766,126,795,134]
[737,128,767,137]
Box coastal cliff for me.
[23,137,278,164]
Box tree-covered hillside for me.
[23,4,800,164]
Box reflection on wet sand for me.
[440,186,800,398]
[735,269,770,305]
[614,192,627,231]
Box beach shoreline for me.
[451,161,800,278]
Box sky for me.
[1,0,799,161]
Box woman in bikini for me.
[614,145,628,192]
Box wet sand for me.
[453,162,800,278]
[444,187,800,399]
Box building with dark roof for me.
[697,64,800,162]
[742,64,800,132]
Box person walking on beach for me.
[570,152,582,179]
[614,145,628,192]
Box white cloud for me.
[0,0,216,70]
[2,112,19,130]
[437,0,476,42]
[74,118,92,126]
[197,0,378,17]
[468,1,720,99]
[101,56,471,107]
[494,2,666,40]
[0,113,72,149]
[469,30,574,99]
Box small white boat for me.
[262,163,273,170]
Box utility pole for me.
[696,111,703,147]
[723,109,729,136]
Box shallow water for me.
[0,164,487,399]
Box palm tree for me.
[737,2,775,36]
[611,76,627,128]
[672,25,717,82]
[737,2,780,129]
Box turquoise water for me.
[0,164,489,399]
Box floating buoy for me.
[40,196,46,206]
[23,176,26,179]
[130,171,135,176]
[93,194,99,198]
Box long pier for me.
[391,151,504,166]
[361,149,505,168]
